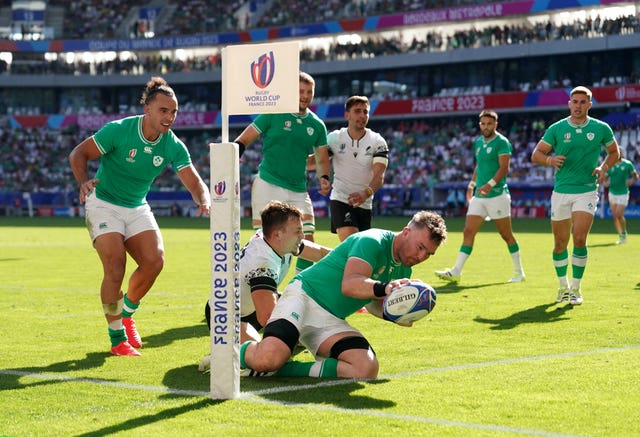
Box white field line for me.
[240,395,584,437]
[3,345,638,436]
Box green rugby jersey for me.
[473,132,511,198]
[252,111,328,193]
[607,158,636,195]
[541,116,615,194]
[294,228,411,319]
[92,115,191,207]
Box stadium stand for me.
[4,12,640,82]
[1,0,640,217]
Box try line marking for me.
[3,344,638,437]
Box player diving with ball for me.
[239,210,447,379]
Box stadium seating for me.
[1,0,639,215]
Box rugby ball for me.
[382,280,436,324]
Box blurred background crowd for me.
[1,0,639,215]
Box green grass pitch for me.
[1,216,639,436]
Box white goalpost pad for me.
[209,40,299,399]
[209,142,241,399]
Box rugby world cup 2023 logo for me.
[214,180,226,197]
[251,51,275,89]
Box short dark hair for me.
[407,211,447,246]
[140,76,175,105]
[345,95,370,112]
[261,201,303,237]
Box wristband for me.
[320,174,330,182]
[546,156,552,166]
[467,181,476,189]
[487,178,497,187]
[235,140,246,157]
[601,163,609,171]
[373,281,388,298]
[364,186,374,197]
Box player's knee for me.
[263,318,300,353]
[361,359,380,379]
[103,257,126,280]
[141,251,164,276]
[253,338,293,371]
[501,233,516,244]
[331,336,379,379]
[151,251,165,273]
[351,352,379,379]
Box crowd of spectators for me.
[300,13,640,63]
[3,1,640,209]
[46,0,499,39]
[2,114,639,208]
[251,0,500,30]
[55,0,143,40]
[0,120,79,194]
[158,0,246,37]
[3,11,639,96]
[253,0,349,28]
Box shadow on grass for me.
[76,398,213,437]
[161,364,395,410]
[474,302,574,330]
[142,322,208,349]
[435,281,506,294]
[588,242,617,248]
[246,378,395,410]
[161,364,209,395]
[0,352,111,391]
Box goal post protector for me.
[209,141,241,399]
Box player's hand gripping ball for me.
[382,280,436,324]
